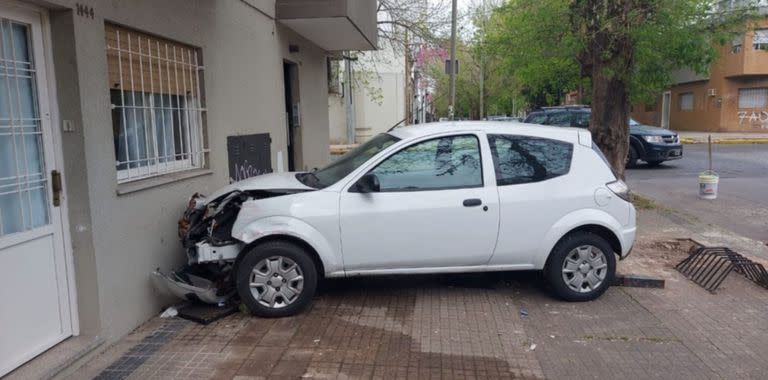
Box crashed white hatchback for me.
[163,122,636,317]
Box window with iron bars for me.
[105,23,208,183]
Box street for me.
[626,144,768,243]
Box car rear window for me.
[488,134,573,186]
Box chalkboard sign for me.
[227,133,272,183]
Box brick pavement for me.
[71,236,768,379]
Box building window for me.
[732,33,742,53]
[738,88,768,108]
[678,92,694,111]
[105,23,207,183]
[754,29,768,51]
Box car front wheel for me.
[545,232,615,302]
[625,145,639,168]
[236,240,318,317]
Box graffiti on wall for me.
[738,111,768,129]
[227,133,272,183]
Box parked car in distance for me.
[523,106,683,167]
[173,122,637,317]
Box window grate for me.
[738,87,768,109]
[105,24,208,183]
[753,29,768,51]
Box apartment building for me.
[632,9,768,132]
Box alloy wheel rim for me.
[561,245,608,293]
[249,256,304,308]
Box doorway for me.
[283,61,301,171]
[0,5,74,377]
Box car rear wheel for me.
[625,145,639,168]
[545,232,615,302]
[236,240,317,317]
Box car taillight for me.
[606,180,631,202]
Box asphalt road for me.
[626,144,768,243]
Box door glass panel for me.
[372,135,483,191]
[0,19,48,236]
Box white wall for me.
[329,45,406,144]
[38,0,331,342]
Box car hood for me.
[630,123,675,136]
[206,172,314,202]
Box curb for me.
[680,138,768,145]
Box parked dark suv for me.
[523,106,683,167]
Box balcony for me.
[724,29,768,78]
[276,0,378,51]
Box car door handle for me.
[463,198,482,207]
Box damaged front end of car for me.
[153,188,304,304]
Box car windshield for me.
[297,133,400,189]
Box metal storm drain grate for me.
[676,246,768,293]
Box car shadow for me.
[318,270,547,295]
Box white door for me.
[661,91,671,129]
[0,5,73,377]
[340,134,499,271]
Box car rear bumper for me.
[619,226,637,259]
[644,144,683,162]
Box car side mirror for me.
[354,173,380,193]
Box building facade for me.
[632,15,768,132]
[0,0,376,377]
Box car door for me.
[339,133,500,272]
[486,133,577,266]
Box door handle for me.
[51,170,62,207]
[463,198,482,207]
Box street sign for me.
[444,59,459,74]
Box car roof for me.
[388,121,587,145]
[529,107,590,114]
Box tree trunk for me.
[574,0,636,179]
[589,63,630,179]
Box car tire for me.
[625,145,639,169]
[236,240,317,317]
[545,232,616,302]
[645,160,663,167]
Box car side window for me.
[526,113,548,124]
[371,135,483,191]
[488,134,573,186]
[547,112,572,127]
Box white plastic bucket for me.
[698,170,719,200]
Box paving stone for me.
[73,267,768,380]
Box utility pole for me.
[448,0,458,120]
[479,0,486,120]
[344,52,355,144]
[405,30,412,125]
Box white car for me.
[173,122,636,317]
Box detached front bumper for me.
[152,268,234,304]
[644,144,683,162]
